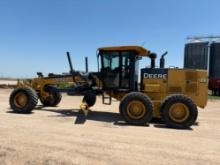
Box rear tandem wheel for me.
[160,94,198,129]
[119,92,153,125]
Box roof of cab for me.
[98,46,149,56]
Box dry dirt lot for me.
[0,89,220,165]
[0,80,17,85]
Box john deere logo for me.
[144,73,167,79]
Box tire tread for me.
[160,94,198,129]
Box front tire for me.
[160,94,198,129]
[119,92,153,125]
[82,92,96,107]
[9,87,38,113]
[40,90,62,107]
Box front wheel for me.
[119,92,153,125]
[160,94,198,129]
[9,87,38,113]
[40,90,62,107]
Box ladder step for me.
[102,93,112,105]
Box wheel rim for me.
[41,92,54,103]
[169,103,190,123]
[14,92,28,108]
[127,100,146,119]
[45,95,53,102]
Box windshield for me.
[102,52,120,71]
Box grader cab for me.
[9,46,208,129]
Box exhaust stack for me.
[149,53,157,68]
[160,51,168,68]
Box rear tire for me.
[160,94,198,129]
[9,87,38,113]
[119,92,153,125]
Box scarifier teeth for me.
[80,102,88,110]
[80,102,89,116]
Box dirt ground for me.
[0,89,220,165]
[0,80,17,85]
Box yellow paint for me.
[143,69,208,118]
[127,100,146,119]
[98,46,149,56]
[169,103,190,123]
[15,46,208,120]
[14,92,28,108]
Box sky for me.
[0,0,220,78]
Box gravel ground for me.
[0,89,220,165]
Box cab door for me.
[100,51,136,90]
[101,52,120,89]
[120,52,131,89]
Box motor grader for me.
[9,46,208,129]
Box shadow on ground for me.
[35,106,124,125]
[6,108,34,115]
[35,106,169,128]
[7,106,195,130]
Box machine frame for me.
[9,46,208,129]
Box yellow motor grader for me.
[9,46,208,129]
